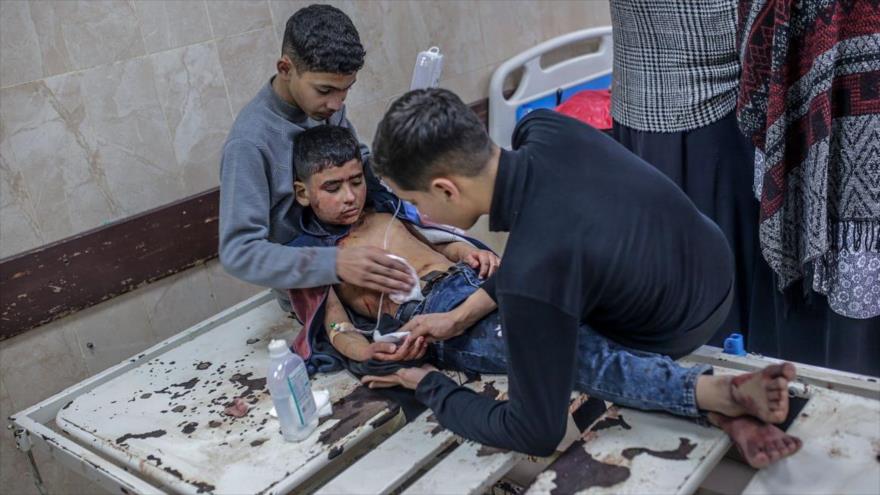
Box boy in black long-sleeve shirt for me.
[363,89,802,468]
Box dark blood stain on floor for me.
[538,440,630,494]
[369,405,401,429]
[479,381,500,399]
[573,397,608,432]
[476,445,508,457]
[163,467,183,479]
[328,445,344,460]
[140,393,152,399]
[229,372,267,398]
[171,405,186,413]
[250,438,267,447]
[622,437,696,461]
[196,361,212,370]
[192,481,216,493]
[425,414,444,436]
[246,338,260,344]
[208,420,222,428]
[592,415,632,432]
[181,422,198,434]
[146,455,162,466]
[116,430,167,445]
[317,386,393,447]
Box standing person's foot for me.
[696,362,796,424]
[709,412,802,468]
[730,362,796,424]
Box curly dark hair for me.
[293,125,362,182]
[282,4,365,74]
[372,89,492,191]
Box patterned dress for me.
[737,0,880,318]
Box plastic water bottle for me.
[266,339,318,441]
[410,46,444,90]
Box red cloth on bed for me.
[555,89,612,130]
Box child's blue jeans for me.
[396,264,711,418]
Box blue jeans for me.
[396,264,712,418]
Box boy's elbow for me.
[219,243,248,280]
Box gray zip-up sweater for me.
[219,79,370,307]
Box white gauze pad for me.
[386,254,424,304]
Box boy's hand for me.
[461,248,500,278]
[362,364,438,390]
[337,246,415,293]
[370,336,428,361]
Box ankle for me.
[696,375,740,416]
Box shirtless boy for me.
[291,124,802,467]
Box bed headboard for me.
[488,26,613,148]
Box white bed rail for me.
[489,26,613,148]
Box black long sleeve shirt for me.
[415,110,733,456]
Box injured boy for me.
[286,125,802,468]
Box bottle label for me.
[286,365,317,426]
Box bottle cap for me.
[723,333,746,356]
[268,339,291,359]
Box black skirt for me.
[613,111,880,376]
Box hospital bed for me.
[11,28,880,495]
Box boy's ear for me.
[430,177,460,202]
[294,181,310,207]
[277,55,294,79]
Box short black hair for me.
[372,88,492,191]
[282,4,365,74]
[293,125,362,182]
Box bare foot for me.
[730,362,796,424]
[709,412,803,468]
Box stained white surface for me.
[55,298,395,494]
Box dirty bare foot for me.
[709,412,802,468]
[730,362,796,424]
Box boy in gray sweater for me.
[219,4,414,309]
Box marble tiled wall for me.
[0,1,610,493]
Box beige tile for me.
[141,266,219,341]
[0,152,45,258]
[267,0,311,43]
[540,0,612,39]
[477,1,545,65]
[341,1,426,107]
[346,95,396,147]
[0,1,43,88]
[205,260,263,312]
[28,0,144,74]
[0,79,118,250]
[207,0,273,39]
[467,215,508,256]
[216,27,278,115]
[408,0,487,78]
[438,65,494,105]
[0,323,88,410]
[134,0,213,54]
[151,42,231,194]
[74,57,184,218]
[64,291,159,376]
